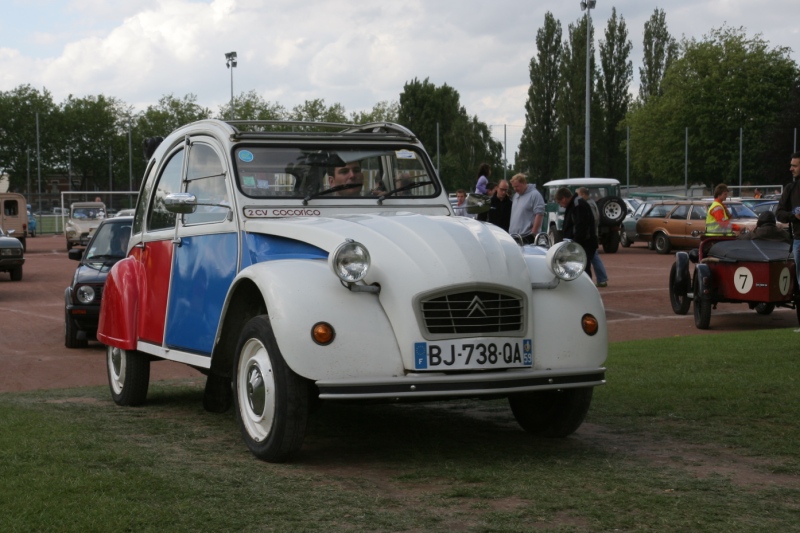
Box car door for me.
[665,204,692,247]
[163,139,239,356]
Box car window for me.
[85,223,132,261]
[727,204,757,218]
[147,148,184,232]
[690,205,707,220]
[669,205,689,220]
[634,202,650,217]
[234,147,436,200]
[3,199,19,216]
[184,143,229,225]
[644,204,673,218]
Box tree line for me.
[2,7,798,195]
[518,8,800,190]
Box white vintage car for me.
[97,120,607,462]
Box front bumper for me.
[0,257,24,269]
[66,303,101,336]
[316,366,606,400]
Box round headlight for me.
[546,241,587,281]
[329,240,371,283]
[76,285,96,304]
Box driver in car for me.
[327,161,363,196]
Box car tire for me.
[10,266,22,281]
[754,302,775,315]
[107,345,150,406]
[654,233,671,254]
[597,196,626,226]
[65,307,88,349]
[233,315,310,462]
[669,263,691,315]
[20,237,26,252]
[647,240,655,251]
[508,387,593,437]
[620,229,631,248]
[693,276,712,329]
[603,230,620,254]
[66,240,72,251]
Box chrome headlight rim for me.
[545,240,587,281]
[76,284,97,304]
[329,239,371,284]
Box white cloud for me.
[1,0,799,156]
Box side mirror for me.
[164,193,198,214]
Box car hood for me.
[74,260,120,284]
[0,236,23,249]
[244,213,531,291]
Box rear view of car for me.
[64,217,132,348]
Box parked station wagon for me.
[97,120,608,462]
[635,199,758,254]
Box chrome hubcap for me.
[247,365,266,416]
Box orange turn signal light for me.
[581,314,599,336]
[311,322,335,345]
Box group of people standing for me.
[463,163,608,287]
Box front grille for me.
[420,290,524,335]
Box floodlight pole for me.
[581,0,595,178]
[225,51,238,119]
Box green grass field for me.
[1,329,798,532]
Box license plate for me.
[414,339,532,370]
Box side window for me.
[184,143,229,225]
[147,148,185,232]
[133,161,157,235]
[690,206,707,220]
[670,205,689,220]
[4,200,19,216]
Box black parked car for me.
[64,216,132,348]
[0,226,24,281]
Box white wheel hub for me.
[238,338,276,442]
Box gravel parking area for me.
[1,235,795,393]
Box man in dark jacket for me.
[775,151,800,283]
[739,211,791,243]
[480,179,512,231]
[554,186,598,278]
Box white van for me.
[0,192,29,250]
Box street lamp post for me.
[580,0,595,178]
[225,51,238,119]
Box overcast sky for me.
[1,0,798,160]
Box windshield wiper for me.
[303,183,364,205]
[377,180,434,205]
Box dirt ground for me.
[1,234,797,393]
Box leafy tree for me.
[626,26,798,187]
[639,8,678,102]
[222,90,286,121]
[398,78,501,191]
[57,94,130,192]
[350,100,399,124]
[518,12,562,185]
[137,93,212,139]
[0,85,58,193]
[557,15,600,178]
[288,99,347,123]
[597,7,633,180]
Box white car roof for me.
[543,177,620,187]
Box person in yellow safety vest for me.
[706,183,733,235]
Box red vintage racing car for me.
[669,236,800,329]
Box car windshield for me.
[72,207,105,219]
[84,223,131,262]
[233,146,438,200]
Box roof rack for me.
[223,120,417,141]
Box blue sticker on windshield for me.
[238,150,254,163]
